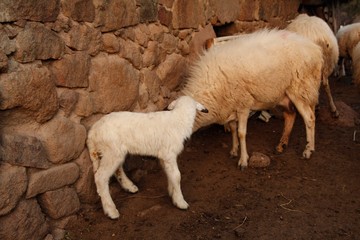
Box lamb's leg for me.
[94,152,124,219]
[159,155,189,210]
[322,77,339,118]
[237,109,250,169]
[114,167,139,193]
[228,120,239,157]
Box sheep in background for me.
[182,29,323,169]
[336,22,360,77]
[286,13,340,118]
[352,42,360,93]
[87,96,208,219]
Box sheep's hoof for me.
[237,162,248,171]
[174,200,189,210]
[229,150,238,158]
[331,110,340,118]
[106,209,120,219]
[125,184,139,194]
[275,144,287,154]
[302,149,314,159]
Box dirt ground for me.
[64,77,360,240]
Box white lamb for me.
[87,96,208,219]
[352,42,360,93]
[182,29,323,169]
[286,13,340,117]
[336,22,360,76]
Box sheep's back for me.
[182,29,323,128]
[286,14,339,78]
[336,23,360,57]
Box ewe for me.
[182,29,323,169]
[87,96,208,219]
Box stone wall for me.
[0,0,300,239]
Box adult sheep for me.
[336,22,360,76]
[352,42,360,93]
[87,96,208,219]
[182,29,323,169]
[286,13,340,118]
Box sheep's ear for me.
[167,99,177,110]
[196,102,208,113]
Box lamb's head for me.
[168,96,208,113]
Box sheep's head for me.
[168,96,208,113]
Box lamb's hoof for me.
[106,209,120,219]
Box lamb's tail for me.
[86,135,101,174]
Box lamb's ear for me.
[167,99,178,110]
[196,102,208,113]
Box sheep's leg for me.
[237,109,250,169]
[228,120,239,157]
[94,152,123,219]
[114,167,139,193]
[292,102,316,159]
[322,77,339,118]
[339,57,346,77]
[276,110,296,154]
[159,155,189,210]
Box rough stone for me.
[0,163,27,216]
[39,187,80,219]
[134,24,150,47]
[172,0,206,29]
[209,0,241,24]
[158,5,172,27]
[249,152,271,168]
[57,88,79,117]
[15,22,65,63]
[36,115,86,164]
[0,29,15,55]
[0,0,60,22]
[89,53,140,113]
[138,0,158,23]
[118,38,143,69]
[93,0,139,32]
[74,150,99,203]
[26,162,80,198]
[61,0,95,22]
[102,33,120,53]
[0,51,8,72]
[61,23,102,56]
[49,52,90,88]
[0,64,58,125]
[159,0,174,8]
[73,90,94,117]
[156,53,186,91]
[143,41,161,67]
[238,0,260,21]
[161,33,178,54]
[0,199,49,240]
[0,133,51,169]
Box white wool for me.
[87,96,207,219]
